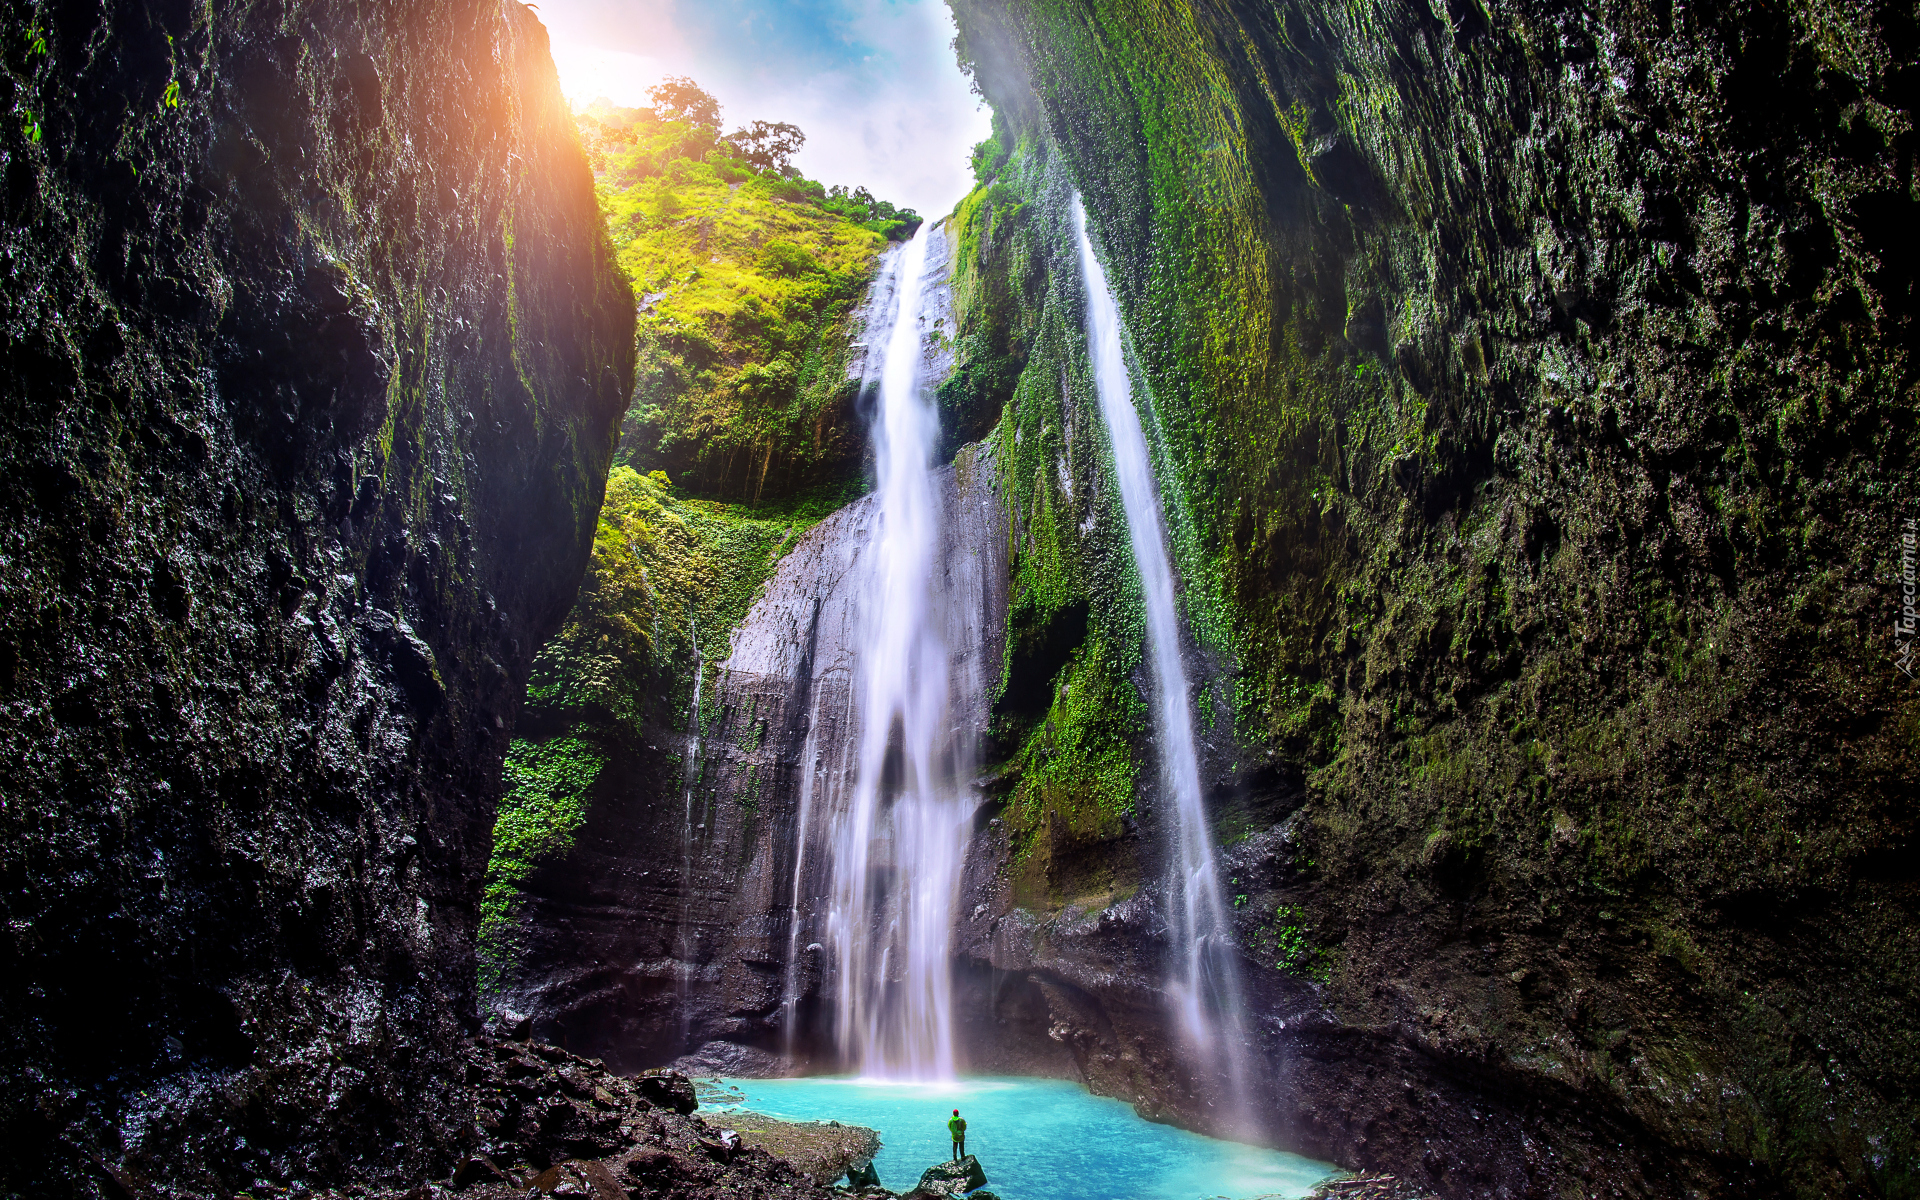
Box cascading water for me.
[816,225,970,1079]
[676,618,704,1049]
[1072,195,1251,1109]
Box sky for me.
[532,0,994,219]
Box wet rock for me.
[725,1110,882,1185]
[636,1070,698,1115]
[914,1154,988,1195]
[306,1038,859,1200]
[452,1157,509,1190]
[492,442,1010,1071]
[1308,1173,1433,1200]
[669,1040,793,1077]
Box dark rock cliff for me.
[0,1,632,1195]
[943,0,1917,1197]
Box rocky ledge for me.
[298,1036,878,1200]
[715,1109,881,1187]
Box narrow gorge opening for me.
[7,0,1906,1197]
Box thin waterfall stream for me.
[1072,195,1252,1117]
[676,618,704,1050]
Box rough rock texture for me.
[943,0,1918,1197]
[314,1037,861,1200]
[719,1108,880,1186]
[0,2,631,1195]
[909,1155,988,1198]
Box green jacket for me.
[948,1117,967,1138]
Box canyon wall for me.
[0,2,631,1195]
[942,0,1918,1196]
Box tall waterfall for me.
[821,225,970,1079]
[1072,195,1250,1103]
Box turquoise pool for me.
[707,1075,1337,1200]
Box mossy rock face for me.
[949,0,1917,1194]
[476,468,850,995]
[0,2,631,1194]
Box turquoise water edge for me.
[708,1075,1338,1200]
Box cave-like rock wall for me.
[0,1,632,1194]
[943,0,1916,1196]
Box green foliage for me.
[523,465,849,735]
[1250,904,1333,982]
[1003,636,1142,830]
[646,75,721,129]
[727,119,806,174]
[578,90,920,498]
[478,734,606,990]
[757,239,822,278]
[969,108,1014,185]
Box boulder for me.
[915,1155,988,1195]
[635,1069,699,1114]
[845,1161,883,1188]
[450,1156,508,1190]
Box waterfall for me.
[1071,195,1250,1106]
[817,225,969,1079]
[676,618,704,1051]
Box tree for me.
[726,120,806,174]
[647,76,720,130]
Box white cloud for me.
[533,0,990,219]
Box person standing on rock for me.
[948,1108,967,1161]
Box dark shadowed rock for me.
[0,1,632,1195]
[670,1040,793,1078]
[636,1071,699,1115]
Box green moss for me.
[524,464,849,737]
[1003,634,1142,832]
[478,733,606,990]
[949,0,1917,1187]
[1248,903,1333,982]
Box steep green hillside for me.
[579,87,918,499]
[946,0,1918,1195]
